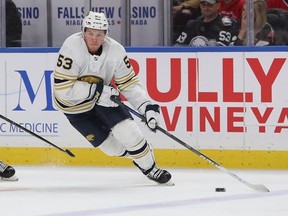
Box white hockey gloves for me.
[138,102,160,131]
[95,84,119,107]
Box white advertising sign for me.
[0,49,287,151]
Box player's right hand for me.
[96,85,119,107]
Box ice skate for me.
[134,161,174,186]
[146,165,173,185]
[0,163,18,181]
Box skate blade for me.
[0,175,18,181]
[158,180,175,186]
[165,180,175,186]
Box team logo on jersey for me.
[222,16,232,26]
[86,134,95,142]
[189,36,209,46]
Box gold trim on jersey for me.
[114,70,140,91]
[53,93,97,113]
[115,70,135,83]
[54,80,75,90]
[54,70,78,90]
[54,71,78,80]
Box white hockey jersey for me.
[53,32,150,114]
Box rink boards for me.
[0,46,287,169]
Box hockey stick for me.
[0,114,75,158]
[111,96,269,192]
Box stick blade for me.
[249,183,270,192]
[65,149,75,157]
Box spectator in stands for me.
[234,0,275,46]
[266,0,288,10]
[175,0,238,46]
[5,0,22,47]
[267,8,288,45]
[266,0,288,45]
[173,0,201,43]
[218,0,245,22]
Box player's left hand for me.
[145,104,160,131]
[138,103,160,132]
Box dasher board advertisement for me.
[0,47,287,152]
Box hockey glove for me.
[138,102,160,132]
[95,84,120,107]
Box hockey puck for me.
[215,188,226,192]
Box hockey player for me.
[53,11,172,184]
[0,160,17,181]
[175,0,239,46]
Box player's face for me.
[83,28,106,53]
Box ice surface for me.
[1,166,288,216]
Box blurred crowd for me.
[4,0,288,47]
[173,0,288,46]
